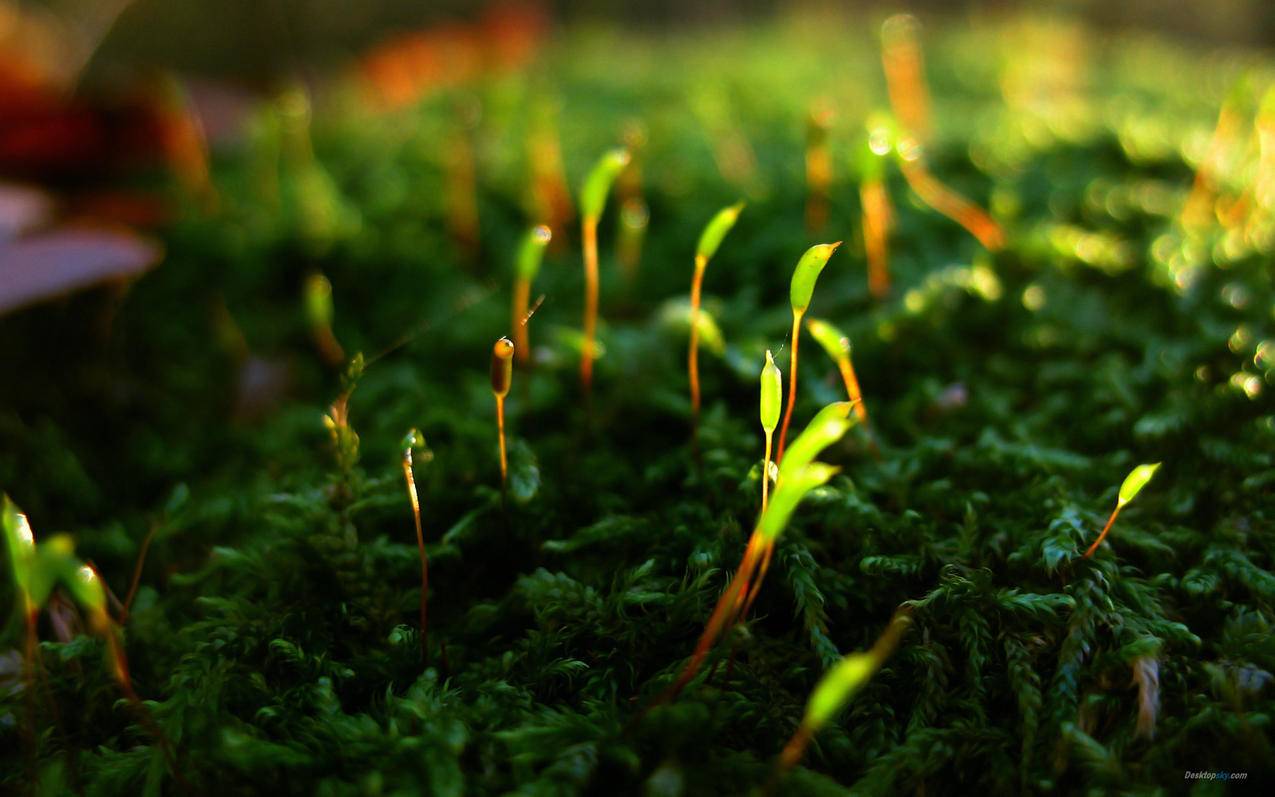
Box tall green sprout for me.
[512,225,552,364]
[661,402,855,702]
[579,148,630,393]
[776,243,842,463]
[689,202,744,433]
[1083,462,1162,558]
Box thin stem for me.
[899,160,1004,250]
[94,603,187,789]
[1083,504,1122,558]
[688,254,707,419]
[738,540,774,622]
[22,604,37,782]
[581,215,600,392]
[862,179,891,298]
[496,395,508,488]
[761,432,773,512]
[121,520,159,622]
[775,311,804,464]
[659,533,766,703]
[402,456,429,663]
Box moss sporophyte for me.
[759,349,782,512]
[805,317,875,453]
[400,429,430,662]
[775,242,841,464]
[776,608,913,777]
[579,148,630,393]
[660,402,855,703]
[1083,462,1162,558]
[491,337,515,488]
[512,225,552,365]
[2,497,180,779]
[688,202,744,431]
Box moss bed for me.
[2,12,1274,795]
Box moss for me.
[2,12,1275,796]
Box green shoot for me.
[689,201,745,426]
[759,350,782,511]
[776,242,842,463]
[805,317,872,431]
[491,337,515,487]
[580,148,631,392]
[512,225,552,364]
[1084,462,1162,558]
[661,402,853,702]
[304,272,345,366]
[3,497,179,776]
[776,608,913,774]
[401,429,430,662]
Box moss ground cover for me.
[2,11,1274,795]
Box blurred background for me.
[9,0,1275,94]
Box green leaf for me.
[695,202,744,263]
[789,242,841,314]
[805,317,850,362]
[579,148,630,220]
[60,556,106,615]
[1117,462,1161,506]
[2,494,35,597]
[778,401,854,481]
[760,350,782,433]
[759,463,839,542]
[516,225,553,281]
[802,612,911,731]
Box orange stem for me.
[496,395,508,487]
[661,533,767,702]
[1083,504,1122,558]
[688,255,707,420]
[120,521,159,623]
[581,216,599,392]
[775,312,803,464]
[739,540,774,623]
[862,179,892,299]
[403,458,429,662]
[900,161,1004,251]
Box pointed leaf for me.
[789,242,841,314]
[1118,462,1161,506]
[695,201,744,263]
[580,148,630,220]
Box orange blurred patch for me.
[358,3,548,111]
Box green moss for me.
[2,11,1274,796]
